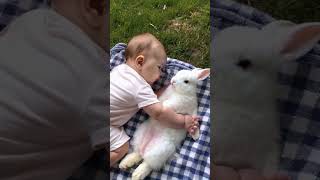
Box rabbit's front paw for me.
[119,152,142,170]
[132,162,152,180]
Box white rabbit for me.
[212,20,320,175]
[119,68,210,180]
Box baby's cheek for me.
[152,74,160,83]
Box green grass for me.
[235,0,320,23]
[110,0,210,68]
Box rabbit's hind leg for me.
[132,121,151,153]
[132,161,152,180]
[119,152,142,170]
[143,139,176,170]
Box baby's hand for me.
[184,115,199,135]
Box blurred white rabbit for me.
[119,68,210,180]
[212,20,320,175]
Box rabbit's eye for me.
[236,59,252,70]
[184,80,189,84]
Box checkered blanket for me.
[109,43,211,179]
[0,0,49,30]
[212,0,320,180]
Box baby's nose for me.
[155,75,161,81]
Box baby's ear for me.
[192,68,210,80]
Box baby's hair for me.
[50,0,106,15]
[125,33,164,61]
[90,0,107,15]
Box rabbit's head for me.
[170,68,210,96]
[212,21,320,105]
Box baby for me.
[110,33,199,166]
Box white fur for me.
[119,68,210,179]
[212,20,320,175]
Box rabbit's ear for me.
[279,23,320,61]
[192,68,210,80]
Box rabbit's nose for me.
[171,80,176,85]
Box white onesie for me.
[110,63,159,151]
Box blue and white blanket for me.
[212,0,320,180]
[109,43,211,180]
[0,0,49,30]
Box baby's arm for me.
[143,102,199,133]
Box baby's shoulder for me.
[112,64,148,86]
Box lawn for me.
[110,0,210,68]
[235,0,320,23]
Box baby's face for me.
[140,49,167,85]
